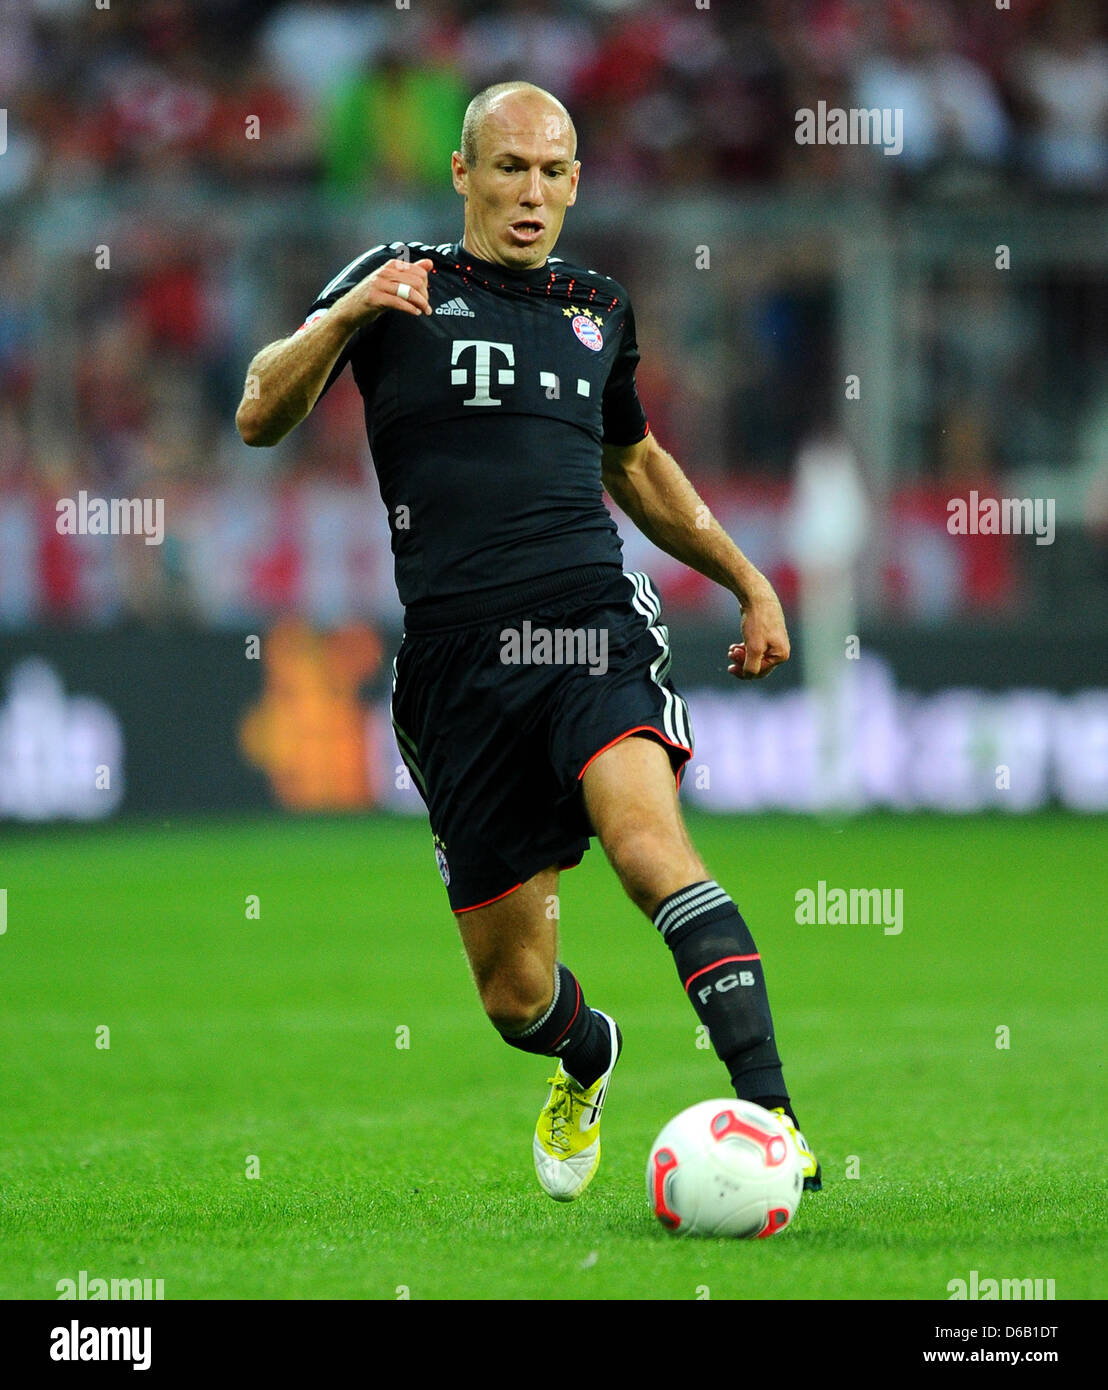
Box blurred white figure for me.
[457,0,596,99]
[787,436,870,811]
[258,1,386,112]
[854,2,1010,173]
[1014,0,1108,192]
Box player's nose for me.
[521,169,544,205]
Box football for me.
[647,1099,804,1238]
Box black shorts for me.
[390,565,694,913]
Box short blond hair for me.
[460,81,577,167]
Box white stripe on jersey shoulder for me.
[319,244,389,299]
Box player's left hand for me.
[727,583,790,679]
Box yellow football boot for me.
[771,1106,822,1192]
[532,1012,621,1201]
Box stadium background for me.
[0,0,1105,1308]
[2,0,1107,818]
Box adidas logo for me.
[434,296,475,317]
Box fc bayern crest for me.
[571,314,604,351]
[433,834,450,887]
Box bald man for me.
[237,81,820,1208]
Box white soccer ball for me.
[646,1099,804,1238]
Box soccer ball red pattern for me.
[647,1099,804,1238]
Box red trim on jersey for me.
[295,308,329,334]
[577,725,692,782]
[683,954,760,994]
[600,421,651,450]
[454,881,523,915]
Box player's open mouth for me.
[508,221,545,244]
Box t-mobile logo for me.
[451,340,515,406]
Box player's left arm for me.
[601,431,789,680]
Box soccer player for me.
[236,81,820,1200]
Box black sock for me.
[653,880,789,1105]
[496,963,614,1089]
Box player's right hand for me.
[337,257,435,325]
[728,580,790,680]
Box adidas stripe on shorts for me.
[390,564,694,913]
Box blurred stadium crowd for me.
[4,0,1107,197]
[1,0,1107,627]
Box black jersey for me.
[299,240,650,617]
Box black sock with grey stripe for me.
[496,963,616,1090]
[653,880,787,1104]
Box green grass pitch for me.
[0,811,1103,1301]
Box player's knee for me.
[603,822,704,912]
[477,973,553,1036]
[486,998,550,1035]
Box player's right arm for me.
[235,256,433,447]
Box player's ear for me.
[451,151,468,197]
[566,161,581,207]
